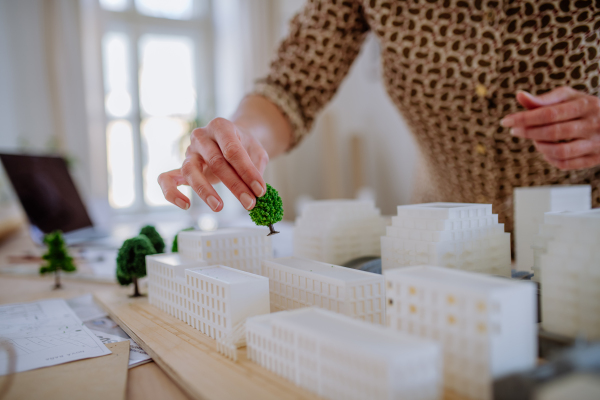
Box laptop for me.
[0,153,109,245]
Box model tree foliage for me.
[139,225,165,254]
[171,227,194,252]
[39,230,76,289]
[249,183,284,236]
[116,235,156,297]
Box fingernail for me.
[240,192,255,210]
[500,117,513,127]
[206,195,220,211]
[251,181,265,197]
[510,128,524,137]
[175,199,189,210]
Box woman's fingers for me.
[195,136,257,211]
[511,118,598,141]
[515,87,583,110]
[545,153,600,171]
[157,169,191,210]
[534,139,600,161]
[501,95,595,129]
[180,155,223,212]
[207,118,266,197]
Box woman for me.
[158,0,600,234]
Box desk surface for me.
[0,262,191,400]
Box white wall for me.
[0,0,91,198]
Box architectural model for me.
[177,228,273,275]
[514,185,591,274]
[261,256,386,325]
[246,307,442,400]
[146,254,270,343]
[293,200,385,265]
[538,209,600,339]
[381,202,511,276]
[384,266,537,400]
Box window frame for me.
[98,0,214,213]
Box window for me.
[99,0,212,210]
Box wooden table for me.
[0,254,192,400]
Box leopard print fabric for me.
[253,0,600,235]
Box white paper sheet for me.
[90,329,151,368]
[0,299,111,375]
[66,294,108,322]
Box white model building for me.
[177,228,273,275]
[514,185,591,274]
[381,202,511,276]
[538,209,600,340]
[246,308,442,400]
[261,256,386,325]
[384,266,537,400]
[293,200,385,265]
[146,254,270,342]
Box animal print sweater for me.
[253,0,600,235]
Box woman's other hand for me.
[158,117,268,211]
[501,87,600,170]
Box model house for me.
[384,266,537,400]
[260,256,386,325]
[381,202,511,276]
[177,228,273,275]
[293,200,385,265]
[146,254,270,342]
[514,185,591,275]
[246,307,442,400]
[539,209,600,339]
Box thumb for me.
[517,87,582,109]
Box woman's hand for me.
[500,87,600,170]
[158,117,269,211]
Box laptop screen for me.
[0,153,93,234]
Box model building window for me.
[99,0,211,210]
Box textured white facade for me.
[514,185,591,275]
[381,203,511,277]
[247,308,442,400]
[177,228,273,275]
[261,257,385,324]
[539,209,600,339]
[294,200,385,265]
[385,266,537,400]
[147,254,270,341]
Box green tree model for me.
[139,225,165,253]
[171,227,194,252]
[249,183,284,236]
[39,231,76,289]
[116,235,156,297]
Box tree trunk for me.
[53,271,61,290]
[132,276,141,297]
[267,224,280,236]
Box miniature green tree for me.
[116,235,156,297]
[39,231,76,289]
[139,225,165,254]
[171,227,194,252]
[249,183,284,236]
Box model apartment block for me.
[246,308,442,400]
[381,203,511,277]
[147,254,270,341]
[177,228,273,275]
[514,185,591,275]
[384,266,537,400]
[261,257,386,325]
[539,209,600,339]
[294,200,385,265]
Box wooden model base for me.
[94,289,322,400]
[94,288,470,400]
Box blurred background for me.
[0,0,420,232]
